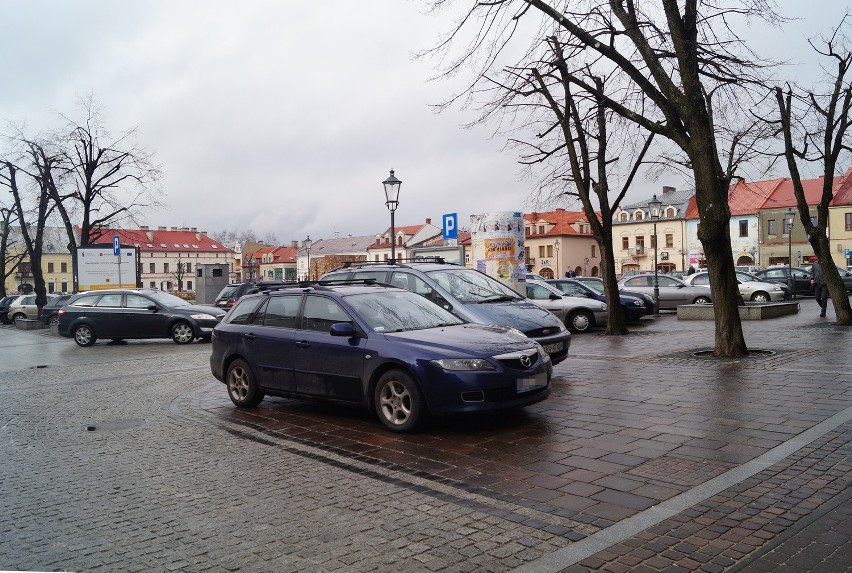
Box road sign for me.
[113,235,121,256]
[846,248,850,258]
[796,250,801,261]
[443,213,458,240]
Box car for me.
[681,271,786,303]
[40,294,74,326]
[0,294,23,324]
[320,261,571,365]
[210,281,552,432]
[753,267,814,297]
[572,276,658,315]
[214,282,258,309]
[617,274,713,310]
[546,278,647,322]
[58,288,226,347]
[735,265,763,274]
[6,293,59,322]
[524,279,608,332]
[834,267,852,291]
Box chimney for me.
[426,218,431,225]
[195,232,202,241]
[291,240,298,248]
[146,230,154,241]
[140,225,149,230]
[158,226,167,231]
[662,186,676,194]
[190,227,197,232]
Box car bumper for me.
[420,359,553,415]
[528,331,571,365]
[623,306,647,321]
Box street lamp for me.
[304,235,312,281]
[786,207,795,297]
[554,238,560,278]
[649,194,662,316]
[383,169,402,263]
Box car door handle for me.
[243,333,255,340]
[295,340,310,348]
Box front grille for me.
[524,326,560,339]
[493,349,539,371]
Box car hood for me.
[384,323,538,357]
[460,298,564,332]
[171,304,226,317]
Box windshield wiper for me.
[479,295,519,303]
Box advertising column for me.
[470,211,526,295]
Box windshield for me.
[346,290,463,333]
[147,290,191,307]
[583,280,604,294]
[426,268,522,303]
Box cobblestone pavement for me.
[0,299,850,572]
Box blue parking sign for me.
[113,235,121,256]
[443,213,457,240]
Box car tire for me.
[693,296,712,305]
[750,292,770,303]
[171,321,195,344]
[374,369,424,433]
[12,312,26,322]
[226,359,264,408]
[73,324,97,347]
[567,310,594,333]
[49,315,59,326]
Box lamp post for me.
[786,208,795,297]
[304,235,312,281]
[554,238,560,278]
[649,194,662,316]
[383,169,402,263]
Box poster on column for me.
[470,211,525,295]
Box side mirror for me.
[330,322,358,337]
[147,305,159,312]
[550,293,562,300]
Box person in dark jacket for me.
[811,259,828,317]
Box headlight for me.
[432,358,496,371]
[632,300,643,306]
[600,302,608,310]
[190,313,216,320]
[772,286,781,291]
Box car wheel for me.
[750,292,770,303]
[73,324,97,347]
[226,359,264,408]
[374,370,424,433]
[12,312,26,322]
[171,321,195,344]
[567,310,594,333]
[49,315,59,326]
[693,296,712,305]
[0,315,10,325]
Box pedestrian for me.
[687,265,696,275]
[810,259,828,317]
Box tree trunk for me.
[596,232,628,335]
[812,235,852,324]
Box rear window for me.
[216,285,241,300]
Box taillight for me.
[58,309,66,316]
[226,299,236,308]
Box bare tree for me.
[772,18,852,325]
[172,253,189,292]
[49,95,162,291]
[1,205,26,297]
[428,0,781,356]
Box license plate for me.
[517,372,548,393]
[542,342,563,353]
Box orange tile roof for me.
[85,226,233,253]
[523,209,594,236]
[831,167,852,206]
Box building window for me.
[212,268,223,277]
[591,244,596,258]
[635,211,644,221]
[635,236,645,251]
[524,246,531,262]
[650,234,656,248]
[546,245,553,257]
[538,225,545,234]
[768,219,777,235]
[538,245,546,258]
[149,262,155,273]
[48,262,55,273]
[666,207,676,218]
[61,262,67,273]
[61,281,68,292]
[846,212,852,231]
[48,282,55,293]
[619,212,628,222]
[525,227,531,236]
[185,263,191,273]
[150,281,156,288]
[666,234,673,248]
[739,220,748,237]
[163,263,169,273]
[187,280,193,290]
[621,237,629,250]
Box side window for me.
[625,276,649,287]
[302,295,351,333]
[262,296,300,329]
[352,271,387,283]
[391,272,434,298]
[95,294,123,307]
[71,295,99,307]
[126,295,152,309]
[693,275,710,285]
[227,298,265,325]
[658,276,679,287]
[525,284,552,300]
[764,269,783,279]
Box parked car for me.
[547,278,647,322]
[753,267,814,297]
[320,261,571,365]
[572,276,658,315]
[214,282,259,309]
[6,293,59,322]
[40,294,74,326]
[524,279,608,333]
[681,271,786,303]
[58,288,226,347]
[210,281,552,432]
[735,265,763,274]
[0,294,23,324]
[617,274,713,310]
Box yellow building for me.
[829,171,852,269]
[2,227,74,294]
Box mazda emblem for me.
[520,354,531,368]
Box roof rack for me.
[253,278,397,294]
[336,256,452,271]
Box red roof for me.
[524,209,593,236]
[86,226,234,253]
[831,167,852,206]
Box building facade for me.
[523,209,600,278]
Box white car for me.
[7,293,59,321]
[525,279,608,333]
[682,271,786,303]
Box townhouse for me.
[523,209,601,277]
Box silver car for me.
[617,274,712,310]
[682,271,786,303]
[525,279,608,333]
[7,293,58,322]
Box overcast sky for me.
[1,1,848,243]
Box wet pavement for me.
[0,298,850,572]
